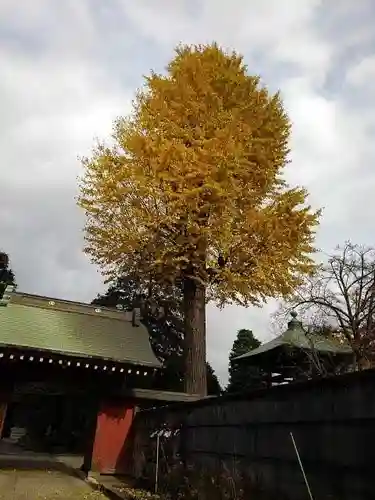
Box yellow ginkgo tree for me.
[78,43,320,396]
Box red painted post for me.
[91,400,135,474]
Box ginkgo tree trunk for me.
[78,43,320,396]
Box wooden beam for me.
[121,388,206,403]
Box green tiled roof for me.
[0,292,161,368]
[234,312,353,362]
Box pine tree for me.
[78,43,320,395]
[227,329,262,392]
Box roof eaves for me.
[233,337,284,360]
[0,342,162,368]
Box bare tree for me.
[274,242,375,369]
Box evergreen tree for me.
[0,251,16,437]
[0,251,16,298]
[227,329,261,393]
[206,362,222,396]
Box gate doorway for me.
[0,384,99,473]
[3,393,96,455]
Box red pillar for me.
[91,399,135,475]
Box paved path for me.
[0,436,106,499]
[0,468,106,499]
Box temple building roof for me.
[0,288,161,369]
[234,311,353,363]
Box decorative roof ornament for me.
[287,310,303,330]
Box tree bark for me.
[183,277,207,396]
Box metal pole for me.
[290,432,314,500]
[155,432,160,494]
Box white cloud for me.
[1,0,375,386]
[346,55,375,86]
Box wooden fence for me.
[122,368,375,500]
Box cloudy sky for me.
[1,0,374,384]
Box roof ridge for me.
[9,291,134,321]
[12,291,108,308]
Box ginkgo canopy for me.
[78,43,320,308]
